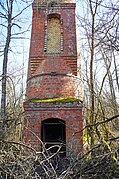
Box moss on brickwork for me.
[30,97,81,103]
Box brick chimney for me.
[24,0,83,156]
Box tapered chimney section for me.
[24,0,83,156]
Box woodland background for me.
[0,0,119,178]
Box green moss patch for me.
[30,97,81,103]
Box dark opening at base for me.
[41,118,66,157]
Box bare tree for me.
[0,0,119,178]
[77,0,119,148]
[0,0,31,137]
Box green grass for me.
[30,97,81,103]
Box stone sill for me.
[24,101,83,110]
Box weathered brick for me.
[24,0,83,155]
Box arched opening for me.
[47,15,61,53]
[41,118,66,157]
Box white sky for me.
[0,0,118,102]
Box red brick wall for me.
[26,3,78,100]
[29,3,77,58]
[24,102,83,153]
[26,55,80,99]
[24,1,83,155]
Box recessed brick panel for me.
[47,17,61,53]
[24,1,83,155]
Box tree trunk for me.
[0,0,13,137]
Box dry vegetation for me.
[0,0,119,178]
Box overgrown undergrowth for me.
[0,140,119,179]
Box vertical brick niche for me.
[24,0,83,156]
